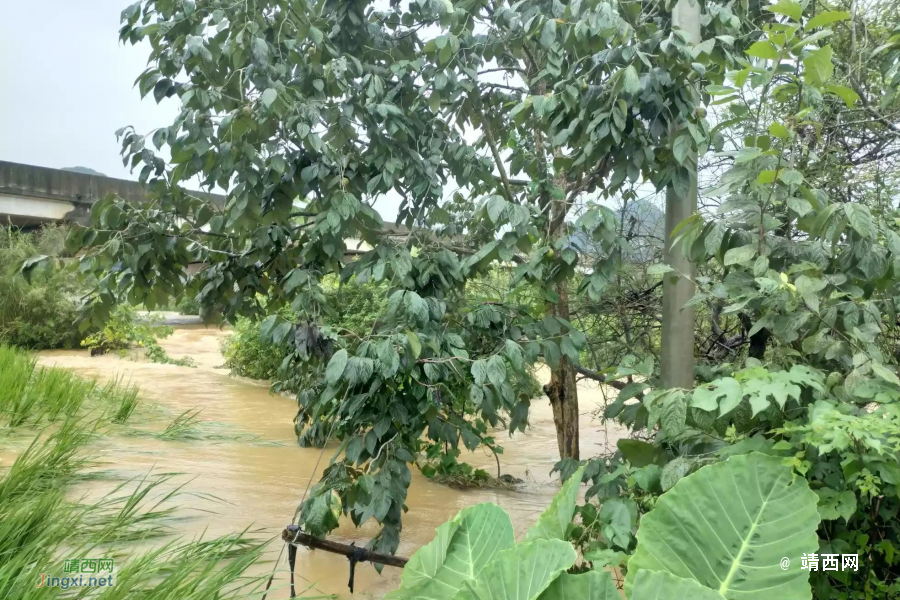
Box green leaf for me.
[734,146,762,163]
[617,439,665,467]
[261,87,278,107]
[825,84,860,107]
[325,349,348,385]
[537,570,620,600]
[385,503,515,600]
[673,134,692,166]
[779,169,804,186]
[803,45,834,85]
[844,204,875,239]
[540,18,557,49]
[706,85,737,96]
[453,539,576,600]
[527,466,584,542]
[659,393,687,437]
[625,453,820,600]
[631,571,727,600]
[622,65,641,96]
[805,10,850,30]
[406,330,422,359]
[647,263,675,276]
[723,245,757,266]
[765,0,802,22]
[816,488,857,522]
[768,122,789,139]
[872,362,900,387]
[691,377,743,416]
[745,41,779,60]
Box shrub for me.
[176,294,201,315]
[221,316,285,380]
[0,226,85,350]
[81,305,194,367]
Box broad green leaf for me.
[872,362,900,387]
[816,488,857,522]
[631,570,727,600]
[617,439,665,467]
[406,330,422,359]
[527,466,584,541]
[385,503,515,600]
[622,65,641,96]
[325,349,348,384]
[261,87,278,107]
[745,41,779,60]
[844,204,875,239]
[691,377,743,416]
[805,10,850,30]
[803,45,834,85]
[537,570,619,600]
[540,18,557,49]
[765,0,802,21]
[768,122,789,139]
[825,84,860,107]
[625,453,820,600]
[453,539,576,600]
[706,85,736,96]
[647,263,674,275]
[734,146,762,163]
[723,244,756,266]
[779,169,804,186]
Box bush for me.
[81,305,194,367]
[0,226,85,350]
[221,316,286,379]
[176,295,201,315]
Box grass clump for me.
[0,345,142,428]
[0,345,270,600]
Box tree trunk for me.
[545,281,580,460]
[660,0,701,390]
[544,165,580,460]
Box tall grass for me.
[0,346,270,600]
[0,345,141,427]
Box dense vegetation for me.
[39,0,900,596]
[0,227,83,350]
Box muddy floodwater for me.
[37,324,626,599]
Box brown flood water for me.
[37,324,627,599]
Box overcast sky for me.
[0,1,180,180]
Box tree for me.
[67,0,742,555]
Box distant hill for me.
[62,166,107,177]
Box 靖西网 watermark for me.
[780,553,859,571]
[36,558,116,589]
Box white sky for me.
[0,1,180,180]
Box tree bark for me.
[660,0,701,390]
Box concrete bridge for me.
[0,160,174,228]
[0,160,409,255]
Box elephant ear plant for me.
[387,453,820,600]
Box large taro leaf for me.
[537,570,620,600]
[625,453,819,600]
[526,466,585,541]
[452,539,576,600]
[631,570,727,600]
[384,503,514,600]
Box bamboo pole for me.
[281,528,409,569]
